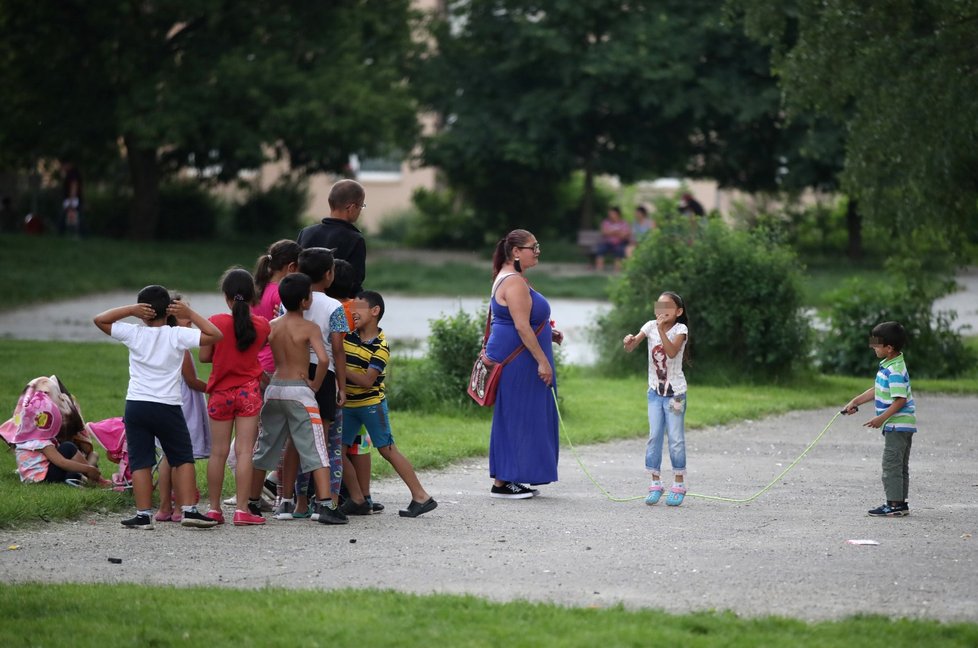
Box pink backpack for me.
[85,417,132,488]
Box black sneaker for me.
[340,498,372,516]
[868,503,910,517]
[263,478,278,502]
[317,504,349,525]
[121,513,154,530]
[180,508,220,528]
[247,499,263,516]
[490,482,535,499]
[366,496,385,513]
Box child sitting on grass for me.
[342,290,436,518]
[94,285,222,530]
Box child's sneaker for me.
[340,498,372,516]
[317,504,349,525]
[868,503,909,517]
[366,496,385,513]
[490,482,535,499]
[645,483,664,506]
[121,513,154,530]
[180,509,219,528]
[665,484,686,507]
[232,510,267,526]
[273,499,296,520]
[204,509,225,525]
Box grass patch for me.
[0,234,609,310]
[0,583,975,647]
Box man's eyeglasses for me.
[348,202,366,210]
[516,243,541,253]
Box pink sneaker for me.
[205,509,225,525]
[154,511,174,522]
[232,510,265,526]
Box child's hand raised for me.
[166,299,190,321]
[132,303,158,321]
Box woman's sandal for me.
[665,485,686,507]
[645,484,664,505]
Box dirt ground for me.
[2,395,976,622]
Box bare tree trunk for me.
[846,197,862,261]
[124,137,160,240]
[579,160,595,231]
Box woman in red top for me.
[200,268,271,526]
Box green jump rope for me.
[552,388,842,503]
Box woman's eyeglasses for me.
[516,243,541,253]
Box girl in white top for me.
[623,291,690,506]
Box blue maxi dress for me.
[486,283,559,485]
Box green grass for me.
[0,234,609,310]
[0,583,975,647]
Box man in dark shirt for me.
[297,180,367,294]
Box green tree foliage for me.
[0,1,419,239]
[736,0,978,260]
[417,1,846,239]
[595,220,809,379]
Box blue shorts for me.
[124,400,194,470]
[342,400,394,449]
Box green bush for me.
[83,185,131,238]
[594,220,810,380]
[386,307,486,412]
[233,179,309,237]
[820,266,976,378]
[385,187,483,249]
[156,181,224,240]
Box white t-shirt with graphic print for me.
[639,322,688,396]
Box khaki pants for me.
[881,431,913,502]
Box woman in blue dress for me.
[486,229,564,499]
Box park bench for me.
[576,229,602,261]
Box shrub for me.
[594,220,810,380]
[390,187,482,249]
[820,263,976,378]
[156,181,224,240]
[233,179,309,237]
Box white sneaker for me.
[222,496,237,506]
[272,499,296,520]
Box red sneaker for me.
[232,510,265,526]
[204,509,225,525]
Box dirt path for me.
[2,396,976,622]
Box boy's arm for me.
[308,328,328,393]
[93,304,156,335]
[622,330,647,353]
[168,301,222,346]
[198,343,214,363]
[346,366,381,388]
[40,445,101,481]
[864,397,907,429]
[330,332,347,407]
[842,387,875,414]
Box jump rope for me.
[551,388,844,503]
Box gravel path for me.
[2,396,976,622]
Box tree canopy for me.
[0,1,420,238]
[736,0,978,256]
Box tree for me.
[735,0,978,261]
[0,1,419,239]
[418,0,850,239]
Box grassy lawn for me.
[0,583,975,647]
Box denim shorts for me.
[342,400,393,449]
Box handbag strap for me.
[498,320,547,367]
[483,271,546,364]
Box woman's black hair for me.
[220,267,258,352]
[491,229,533,278]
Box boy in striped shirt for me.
[843,321,916,517]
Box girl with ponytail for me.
[199,268,272,526]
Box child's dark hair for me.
[254,239,302,299]
[298,247,335,284]
[871,321,907,351]
[221,268,258,352]
[660,291,691,365]
[165,290,184,327]
[326,258,357,300]
[136,285,172,320]
[357,290,385,322]
[279,273,312,312]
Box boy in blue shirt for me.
[843,321,916,517]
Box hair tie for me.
[233,294,244,301]
[265,254,272,261]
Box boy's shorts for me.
[308,364,337,423]
[254,380,330,474]
[124,400,194,470]
[207,378,262,421]
[342,400,393,449]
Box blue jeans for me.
[645,392,686,476]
